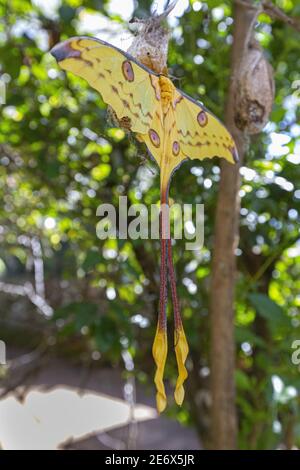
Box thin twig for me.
[121,348,138,450]
[262,0,300,32]
[249,234,300,286]
[235,0,300,32]
[0,345,49,400]
[0,281,53,317]
[31,237,46,299]
[0,234,52,316]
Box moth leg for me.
[107,106,132,134]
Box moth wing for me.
[169,88,238,170]
[51,36,162,135]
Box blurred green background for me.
[0,0,299,450]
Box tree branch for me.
[0,234,53,317]
[262,0,300,32]
[235,0,300,32]
[209,0,259,450]
[0,345,49,400]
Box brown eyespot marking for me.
[122,61,134,82]
[149,129,160,148]
[172,141,180,156]
[197,110,208,127]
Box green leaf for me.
[235,369,251,390]
[82,249,103,271]
[54,302,97,321]
[94,317,120,353]
[235,327,266,348]
[58,5,76,22]
[248,293,288,328]
[91,163,111,181]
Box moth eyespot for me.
[172,141,180,156]
[149,129,160,148]
[197,110,208,127]
[122,60,134,82]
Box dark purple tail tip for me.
[50,40,80,62]
[231,146,239,163]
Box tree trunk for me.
[209,0,258,450]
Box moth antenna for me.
[158,0,178,19]
[168,72,181,82]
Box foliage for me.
[0,0,299,449]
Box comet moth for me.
[50,6,238,413]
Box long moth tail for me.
[152,186,169,413]
[167,237,189,406]
[153,168,189,411]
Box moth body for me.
[159,75,174,114]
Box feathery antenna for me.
[158,0,178,19]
